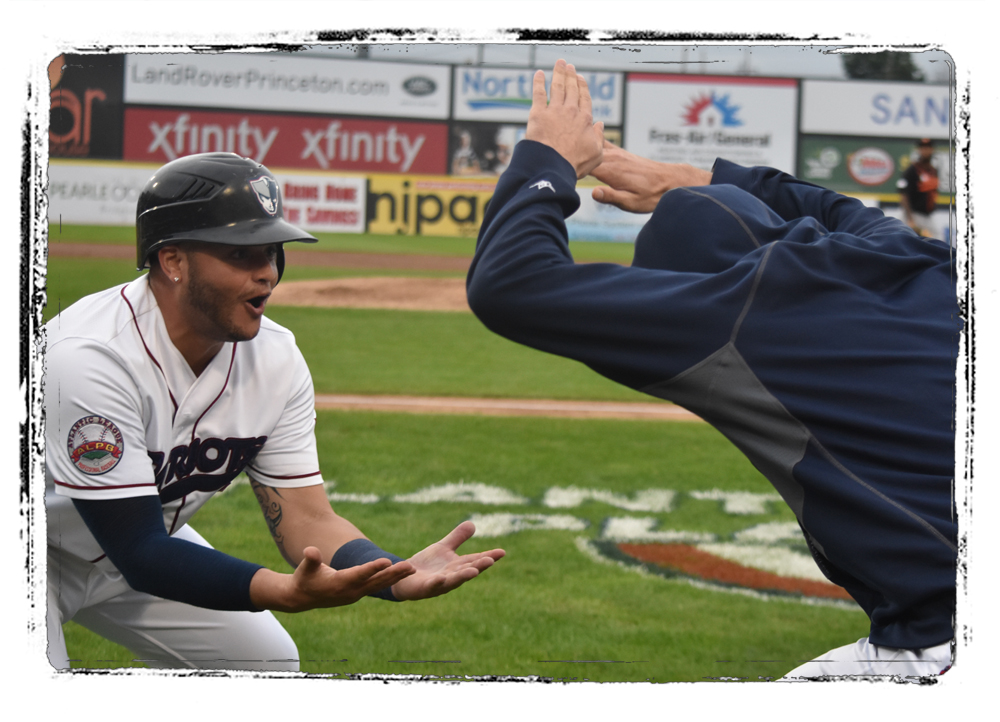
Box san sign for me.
[801,79,951,139]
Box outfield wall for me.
[48,51,954,243]
[48,160,651,242]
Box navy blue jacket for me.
[467,140,960,650]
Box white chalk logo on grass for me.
[68,415,124,475]
[316,480,851,607]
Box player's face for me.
[182,242,281,343]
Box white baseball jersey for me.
[45,275,324,567]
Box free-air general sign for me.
[624,74,799,173]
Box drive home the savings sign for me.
[124,54,451,120]
[453,66,623,124]
[624,74,798,173]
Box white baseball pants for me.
[47,524,299,672]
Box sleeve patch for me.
[68,415,125,475]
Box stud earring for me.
[173,277,180,283]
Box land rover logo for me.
[403,76,436,97]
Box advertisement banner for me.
[799,135,952,197]
[624,74,798,172]
[48,161,366,234]
[367,173,644,242]
[453,66,623,125]
[280,174,367,233]
[368,176,497,237]
[124,54,451,120]
[801,80,951,139]
[123,108,448,174]
[48,161,152,226]
[49,53,125,159]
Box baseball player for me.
[465,61,959,680]
[897,137,944,242]
[45,152,505,671]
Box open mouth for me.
[247,295,268,312]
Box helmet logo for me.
[249,176,280,216]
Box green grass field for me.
[45,227,869,681]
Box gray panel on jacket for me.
[642,342,810,523]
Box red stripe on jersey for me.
[121,285,179,415]
[190,343,237,443]
[54,479,157,491]
[258,470,323,481]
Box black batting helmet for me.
[135,153,317,280]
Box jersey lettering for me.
[148,435,267,504]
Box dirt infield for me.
[270,277,471,312]
[49,242,699,421]
[315,394,701,421]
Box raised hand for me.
[390,521,506,601]
[525,59,605,179]
[590,140,714,214]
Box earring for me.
[173,277,180,283]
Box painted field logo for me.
[68,415,124,475]
[846,147,895,186]
[682,92,743,128]
[590,538,852,603]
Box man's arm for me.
[72,495,410,613]
[248,480,505,606]
[709,159,905,239]
[589,141,712,213]
[467,61,748,390]
[589,137,907,242]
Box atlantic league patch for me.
[68,415,124,475]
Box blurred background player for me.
[46,152,504,671]
[897,137,943,241]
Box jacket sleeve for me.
[711,158,913,241]
[467,141,753,391]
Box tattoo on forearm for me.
[250,479,294,566]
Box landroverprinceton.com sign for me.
[624,74,798,173]
[124,54,452,120]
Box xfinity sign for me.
[453,66,623,124]
[801,79,951,139]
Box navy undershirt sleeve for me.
[72,496,264,612]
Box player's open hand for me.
[525,59,605,179]
[589,141,714,214]
[252,546,416,613]
[390,521,506,601]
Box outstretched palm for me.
[391,521,506,601]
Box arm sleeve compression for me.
[73,496,264,612]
